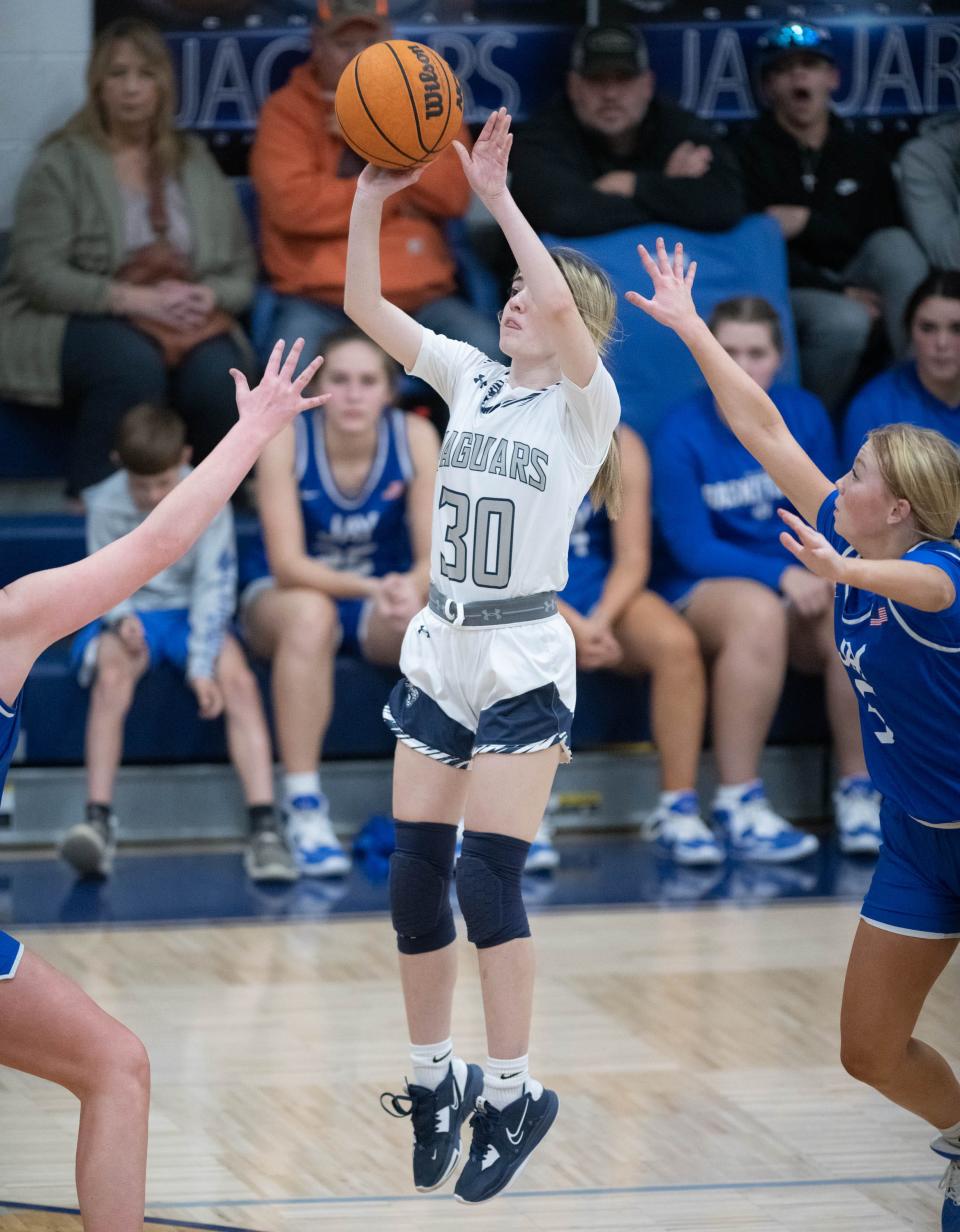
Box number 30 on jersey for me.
[439,486,515,589]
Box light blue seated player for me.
[0,338,327,1230]
[630,236,960,1231]
[842,269,960,467]
[651,294,880,860]
[559,422,716,867]
[239,327,438,877]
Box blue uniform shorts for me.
[0,929,23,980]
[240,577,370,657]
[861,798,960,938]
[72,609,190,683]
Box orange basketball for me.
[335,40,463,170]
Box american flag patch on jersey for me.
[870,606,888,626]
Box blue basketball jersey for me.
[0,691,22,800]
[818,489,960,824]
[240,407,415,590]
[0,693,23,979]
[559,496,612,616]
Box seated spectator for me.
[239,328,438,876]
[510,23,744,238]
[558,423,715,867]
[250,0,500,371]
[898,116,960,272]
[61,404,293,884]
[652,296,881,859]
[0,19,257,500]
[737,22,927,413]
[842,271,960,465]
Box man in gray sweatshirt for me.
[59,402,297,885]
[899,115,960,272]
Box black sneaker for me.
[244,812,299,883]
[381,1060,483,1192]
[454,1085,559,1204]
[59,805,118,878]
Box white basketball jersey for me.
[409,328,621,605]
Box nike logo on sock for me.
[432,1049,452,1064]
[499,1070,522,1080]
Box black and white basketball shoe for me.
[454,1084,559,1204]
[381,1060,483,1191]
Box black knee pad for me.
[389,821,458,955]
[456,830,531,949]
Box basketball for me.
[335,39,463,170]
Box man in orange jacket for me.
[251,0,502,367]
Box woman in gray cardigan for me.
[0,19,256,497]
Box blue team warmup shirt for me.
[240,406,415,592]
[0,692,23,978]
[842,361,960,468]
[559,497,612,616]
[818,488,960,824]
[651,385,839,604]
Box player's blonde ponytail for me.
[548,247,623,518]
[867,424,960,547]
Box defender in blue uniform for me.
[241,328,437,876]
[0,694,24,980]
[630,237,960,1231]
[0,339,327,1229]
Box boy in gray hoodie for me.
[61,403,297,885]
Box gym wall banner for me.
[94,3,960,130]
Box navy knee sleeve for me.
[456,830,531,949]
[389,821,458,955]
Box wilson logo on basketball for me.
[407,43,444,120]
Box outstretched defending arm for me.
[626,238,834,526]
[0,339,329,702]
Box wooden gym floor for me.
[0,895,952,1230]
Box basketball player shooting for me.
[344,107,622,1204]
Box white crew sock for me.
[658,789,696,810]
[714,779,761,808]
[410,1037,462,1092]
[284,771,321,806]
[940,1118,960,1149]
[482,1054,542,1110]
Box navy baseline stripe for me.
[151,1172,941,1210]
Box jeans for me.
[791,227,928,412]
[266,292,505,373]
[61,316,253,497]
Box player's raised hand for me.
[453,108,512,206]
[778,508,846,583]
[356,161,426,201]
[229,339,330,440]
[625,238,699,334]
